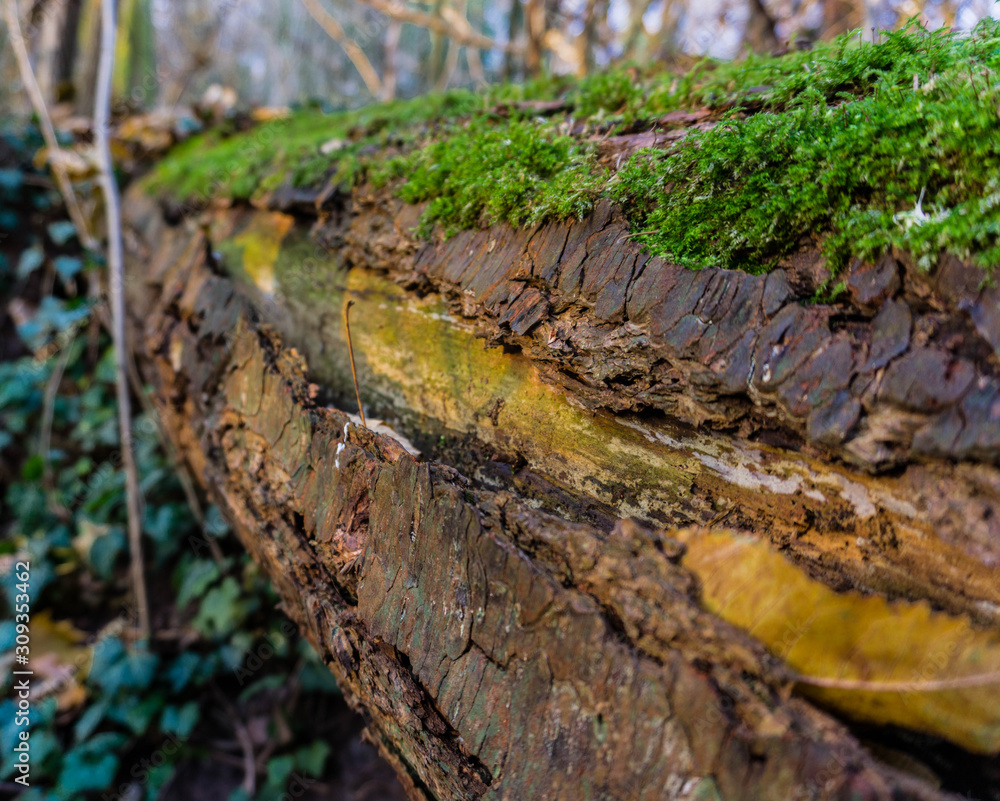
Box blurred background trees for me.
[2,0,998,118]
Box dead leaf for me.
[679,529,1000,754]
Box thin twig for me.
[95,0,150,641]
[1,0,97,251]
[621,0,655,63]
[92,298,225,566]
[439,2,485,85]
[40,326,78,520]
[344,299,366,428]
[576,0,599,76]
[359,0,516,52]
[381,19,402,100]
[435,2,462,91]
[300,0,384,98]
[465,40,487,87]
[212,687,256,796]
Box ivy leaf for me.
[53,255,82,282]
[145,503,183,546]
[0,621,17,652]
[20,454,44,481]
[293,740,330,777]
[0,168,23,192]
[107,692,164,735]
[175,557,220,608]
[73,699,110,743]
[165,652,202,693]
[16,245,44,278]
[160,701,200,739]
[57,732,125,794]
[46,220,78,246]
[89,638,159,694]
[88,526,126,580]
[144,763,177,801]
[204,503,230,539]
[261,754,296,797]
[193,576,244,636]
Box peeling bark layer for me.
[328,190,1000,618]
[122,190,974,800]
[180,202,1000,636]
[336,192,1000,471]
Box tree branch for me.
[2,0,97,251]
[95,0,150,641]
[360,0,516,53]
[381,18,401,99]
[300,0,384,98]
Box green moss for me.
[146,19,1000,276]
[611,19,1000,276]
[393,116,604,235]
[142,90,485,204]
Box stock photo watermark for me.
[9,560,31,788]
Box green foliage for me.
[570,70,645,119]
[611,18,1000,275]
[396,116,604,235]
[131,19,1000,308]
[144,19,1000,278]
[143,89,486,203]
[0,124,345,800]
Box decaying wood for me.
[124,171,1000,799]
[329,190,1000,623]
[186,192,1000,632]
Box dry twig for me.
[360,0,515,53]
[212,687,257,796]
[301,0,384,98]
[1,0,97,251]
[95,0,150,640]
[40,326,79,521]
[344,300,366,429]
[381,19,402,99]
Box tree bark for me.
[123,166,1000,798]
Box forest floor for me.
[0,124,406,800]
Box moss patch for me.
[142,90,485,204]
[146,19,1000,277]
[391,116,604,236]
[612,20,1000,277]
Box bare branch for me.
[542,27,579,72]
[621,0,654,63]
[300,0,383,98]
[95,0,150,641]
[524,0,544,74]
[360,0,516,53]
[2,0,97,251]
[381,19,401,100]
[435,0,462,90]
[576,0,598,75]
[439,2,488,86]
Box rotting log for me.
[123,181,1000,800]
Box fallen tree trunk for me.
[123,177,1000,799]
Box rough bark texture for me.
[124,180,1000,800]
[330,190,1000,613]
